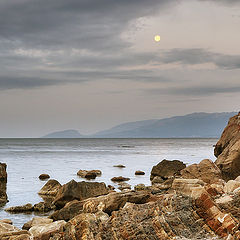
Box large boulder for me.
[22,217,53,230]
[0,163,7,206]
[180,159,222,184]
[38,179,62,196]
[53,180,108,208]
[51,190,151,221]
[150,159,186,183]
[215,112,240,180]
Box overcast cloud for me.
[0,0,239,137]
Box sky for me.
[0,0,240,137]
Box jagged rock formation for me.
[215,112,240,180]
[0,163,7,206]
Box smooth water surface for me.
[0,138,217,227]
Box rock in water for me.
[39,173,50,180]
[111,176,130,182]
[215,112,240,180]
[38,179,62,196]
[180,159,222,184]
[150,159,186,183]
[135,170,145,175]
[53,180,108,208]
[0,163,7,206]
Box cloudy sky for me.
[0,0,240,137]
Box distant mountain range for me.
[42,112,237,138]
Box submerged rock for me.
[113,165,126,168]
[215,112,240,181]
[77,170,102,179]
[5,203,33,213]
[135,170,145,175]
[39,173,50,180]
[111,176,130,182]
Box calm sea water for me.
[0,138,217,228]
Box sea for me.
[0,138,218,228]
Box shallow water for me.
[0,138,217,228]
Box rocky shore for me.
[0,112,240,239]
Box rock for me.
[52,193,226,240]
[215,112,240,181]
[216,195,233,205]
[224,180,240,194]
[51,191,151,221]
[5,203,33,213]
[151,176,164,184]
[135,170,145,175]
[150,159,186,182]
[39,174,50,180]
[172,178,205,197]
[29,220,66,239]
[0,163,7,206]
[118,182,131,191]
[180,159,222,184]
[235,175,240,182]
[113,165,126,168]
[134,184,146,191]
[9,233,31,240]
[53,180,108,208]
[33,201,54,212]
[0,230,30,240]
[0,222,20,234]
[22,217,53,230]
[77,170,102,179]
[38,179,62,196]
[0,219,12,225]
[107,185,115,191]
[111,176,130,182]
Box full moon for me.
[154,35,161,42]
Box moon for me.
[154,35,161,42]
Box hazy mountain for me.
[91,112,237,138]
[42,129,83,138]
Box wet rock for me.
[53,180,108,208]
[180,159,222,184]
[215,112,240,181]
[77,170,101,179]
[38,179,62,196]
[135,170,145,175]
[33,201,54,212]
[150,159,186,183]
[29,220,66,239]
[134,184,146,191]
[111,176,130,182]
[107,185,115,191]
[118,182,131,191]
[0,163,7,206]
[39,174,50,180]
[22,217,53,230]
[0,219,12,225]
[51,191,151,221]
[224,180,240,194]
[113,164,126,168]
[5,203,33,213]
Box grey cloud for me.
[146,86,240,96]
[160,48,240,69]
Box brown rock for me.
[0,222,20,235]
[113,165,126,168]
[77,170,101,179]
[215,112,240,180]
[150,159,186,182]
[224,180,240,194]
[111,176,130,182]
[0,163,7,206]
[180,159,222,184]
[22,217,53,230]
[0,219,12,225]
[135,170,145,175]
[33,201,54,212]
[5,203,33,213]
[39,174,50,180]
[38,179,62,196]
[117,182,131,191]
[53,180,108,208]
[51,191,151,221]
[29,220,66,240]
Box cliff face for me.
[215,112,240,181]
